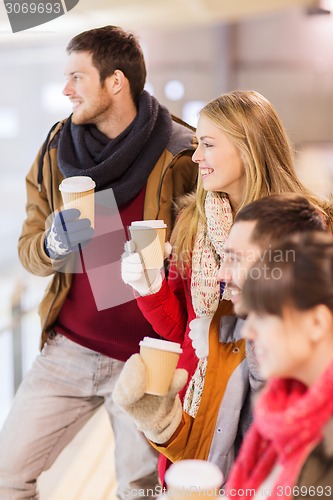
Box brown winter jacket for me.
[18,118,197,349]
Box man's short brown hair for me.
[235,193,327,250]
[67,25,146,103]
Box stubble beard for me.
[71,89,113,127]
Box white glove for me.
[188,317,212,359]
[121,240,165,296]
[113,353,188,443]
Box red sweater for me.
[55,188,159,361]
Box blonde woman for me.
[122,90,331,393]
[121,90,332,483]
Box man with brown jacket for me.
[0,26,197,500]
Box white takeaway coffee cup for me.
[59,176,96,227]
[165,459,223,499]
[128,220,167,269]
[139,337,182,396]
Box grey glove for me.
[113,353,188,444]
[45,208,94,259]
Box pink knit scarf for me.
[191,191,233,317]
[226,360,333,500]
[184,192,233,417]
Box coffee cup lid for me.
[165,460,223,490]
[129,220,167,229]
[59,176,96,193]
[139,337,182,354]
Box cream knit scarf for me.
[184,191,233,416]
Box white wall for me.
[234,7,333,146]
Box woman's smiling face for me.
[192,114,245,208]
[242,308,315,382]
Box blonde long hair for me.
[171,90,332,271]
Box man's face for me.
[218,220,261,315]
[63,51,114,129]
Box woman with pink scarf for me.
[227,231,333,500]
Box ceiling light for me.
[164,80,185,101]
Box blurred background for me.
[1,0,333,497]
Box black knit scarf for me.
[57,91,173,207]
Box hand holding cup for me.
[122,220,168,295]
[113,350,187,444]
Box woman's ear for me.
[309,304,332,342]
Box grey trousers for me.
[0,334,159,499]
